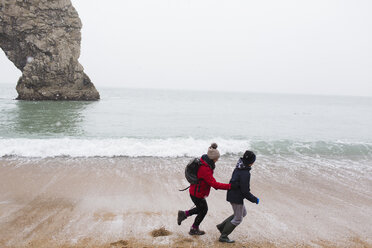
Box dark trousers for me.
[188,194,208,227]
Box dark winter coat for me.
[227,158,258,204]
[189,154,231,199]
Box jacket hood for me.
[236,158,251,170]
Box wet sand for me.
[21,237,372,248]
[0,156,371,247]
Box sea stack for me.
[0,0,100,100]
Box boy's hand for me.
[256,198,260,204]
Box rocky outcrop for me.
[0,0,100,100]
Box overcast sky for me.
[1,0,371,96]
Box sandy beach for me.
[2,0,372,246]
[0,156,371,248]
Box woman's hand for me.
[230,181,240,190]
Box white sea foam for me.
[0,137,371,158]
[0,137,251,158]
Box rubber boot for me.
[177,210,187,225]
[216,215,234,234]
[219,221,236,243]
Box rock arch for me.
[0,0,100,100]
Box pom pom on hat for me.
[210,143,218,149]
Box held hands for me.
[230,181,240,190]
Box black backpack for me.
[179,158,201,191]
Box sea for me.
[1,84,371,158]
[0,83,371,247]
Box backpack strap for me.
[194,182,197,195]
[178,185,190,191]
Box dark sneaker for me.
[177,211,187,225]
[189,228,206,235]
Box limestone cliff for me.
[0,0,100,100]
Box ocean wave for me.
[0,138,248,158]
[0,138,371,158]
[251,140,372,157]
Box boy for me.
[216,150,259,243]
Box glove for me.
[256,198,260,204]
[230,181,240,190]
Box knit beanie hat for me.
[241,150,256,165]
[207,143,220,160]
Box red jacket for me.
[189,157,231,198]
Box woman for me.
[217,150,259,243]
[177,143,233,235]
